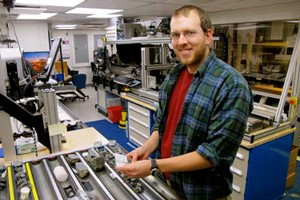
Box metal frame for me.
[273,21,300,146]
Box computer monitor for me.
[23,51,49,73]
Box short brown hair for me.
[171,5,212,32]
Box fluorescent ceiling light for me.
[105,26,116,30]
[234,24,268,31]
[55,25,77,28]
[11,7,47,14]
[14,7,47,11]
[66,8,123,15]
[15,0,85,7]
[87,14,122,19]
[285,20,299,23]
[56,27,76,30]
[17,13,57,20]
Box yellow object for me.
[7,166,15,200]
[124,87,131,92]
[119,111,127,129]
[121,111,127,121]
[289,97,298,105]
[25,162,40,200]
[55,61,69,78]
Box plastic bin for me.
[107,106,123,123]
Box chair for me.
[91,61,97,72]
[71,74,89,101]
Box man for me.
[116,5,253,199]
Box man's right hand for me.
[127,130,159,162]
[127,146,149,162]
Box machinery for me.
[0,36,74,161]
[0,48,25,100]
[0,143,183,200]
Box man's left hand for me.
[115,159,151,178]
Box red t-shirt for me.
[161,67,193,179]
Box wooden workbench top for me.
[241,127,295,149]
[121,93,157,111]
[1,127,108,165]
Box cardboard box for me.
[285,145,299,189]
[286,172,296,189]
[16,143,35,155]
[15,137,36,155]
[287,145,299,175]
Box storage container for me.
[107,106,123,123]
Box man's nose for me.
[177,33,188,44]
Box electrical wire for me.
[0,27,6,41]
[7,8,32,82]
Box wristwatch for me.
[150,159,160,176]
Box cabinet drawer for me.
[128,117,150,137]
[231,187,244,200]
[128,102,150,126]
[231,147,249,178]
[232,175,246,200]
[129,126,148,146]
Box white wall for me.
[0,21,49,51]
[51,29,106,84]
[0,19,106,84]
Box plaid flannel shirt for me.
[152,50,253,200]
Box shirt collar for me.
[196,49,216,77]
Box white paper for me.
[114,153,128,167]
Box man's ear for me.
[205,29,213,45]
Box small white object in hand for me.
[114,153,128,167]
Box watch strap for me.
[151,159,158,170]
[150,159,159,176]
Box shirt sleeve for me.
[196,79,253,167]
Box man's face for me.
[170,11,212,69]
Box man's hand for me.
[115,159,151,178]
[127,146,149,162]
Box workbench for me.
[121,92,295,200]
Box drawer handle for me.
[129,105,149,117]
[131,137,143,146]
[232,184,241,193]
[129,116,149,128]
[230,166,243,177]
[236,152,244,160]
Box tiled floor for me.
[62,85,106,123]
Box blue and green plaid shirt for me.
[152,50,253,200]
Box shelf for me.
[107,37,170,45]
[255,42,288,47]
[232,42,288,47]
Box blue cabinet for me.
[232,132,293,200]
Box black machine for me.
[6,60,22,100]
[0,92,51,150]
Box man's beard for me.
[177,46,206,68]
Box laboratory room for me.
[0,0,299,199]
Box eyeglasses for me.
[170,30,202,41]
